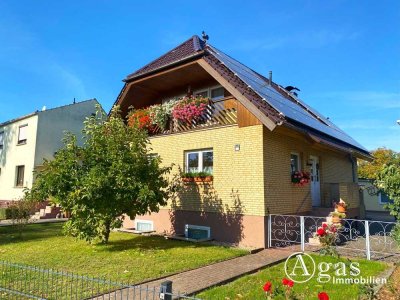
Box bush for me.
[0,208,6,220]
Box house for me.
[359,178,395,222]
[0,99,100,207]
[115,35,371,248]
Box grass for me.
[0,222,247,283]
[198,254,388,300]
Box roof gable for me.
[119,35,370,157]
[125,36,205,81]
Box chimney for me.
[269,71,272,86]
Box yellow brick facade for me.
[149,124,266,216]
[149,122,360,218]
[263,127,359,215]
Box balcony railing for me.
[150,97,238,136]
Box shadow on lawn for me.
[0,222,65,245]
[102,234,214,252]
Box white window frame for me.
[134,220,154,231]
[194,85,225,100]
[185,149,213,173]
[290,152,301,173]
[17,124,28,145]
[15,165,25,187]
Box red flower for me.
[316,228,326,236]
[322,223,328,229]
[318,292,330,300]
[287,279,294,287]
[263,281,272,292]
[282,278,289,285]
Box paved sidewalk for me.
[95,248,291,299]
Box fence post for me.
[160,280,172,300]
[365,220,371,260]
[268,215,272,248]
[300,216,305,252]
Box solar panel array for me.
[207,46,368,153]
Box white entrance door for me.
[310,156,321,207]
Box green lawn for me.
[0,222,247,283]
[198,254,388,300]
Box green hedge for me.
[0,207,30,220]
[0,208,6,220]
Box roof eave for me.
[283,122,372,160]
[123,51,205,83]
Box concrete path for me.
[94,248,291,299]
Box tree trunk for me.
[103,219,111,244]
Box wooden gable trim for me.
[197,59,277,131]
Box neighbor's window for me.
[290,153,300,173]
[185,149,213,174]
[0,131,4,149]
[379,192,393,204]
[17,125,28,145]
[16,165,25,187]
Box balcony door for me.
[310,156,321,207]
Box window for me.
[18,125,28,145]
[135,220,154,232]
[185,149,213,174]
[210,87,224,100]
[379,192,393,204]
[290,153,300,173]
[0,131,4,149]
[194,86,225,100]
[16,165,25,187]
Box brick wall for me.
[150,124,265,217]
[263,127,359,215]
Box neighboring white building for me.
[359,178,395,222]
[0,99,100,205]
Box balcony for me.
[144,97,238,136]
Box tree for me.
[29,106,170,243]
[358,148,400,180]
[378,163,400,220]
[378,161,400,245]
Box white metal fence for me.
[268,214,400,260]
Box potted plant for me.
[193,171,213,182]
[335,199,348,213]
[291,171,311,186]
[172,96,209,125]
[181,172,195,183]
[127,109,157,133]
[148,101,175,131]
[329,211,346,224]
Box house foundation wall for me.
[124,209,267,249]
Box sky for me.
[0,1,399,151]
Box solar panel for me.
[207,46,368,153]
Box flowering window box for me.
[291,171,311,186]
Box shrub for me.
[0,208,6,220]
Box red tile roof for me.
[125,35,206,81]
[118,35,370,157]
